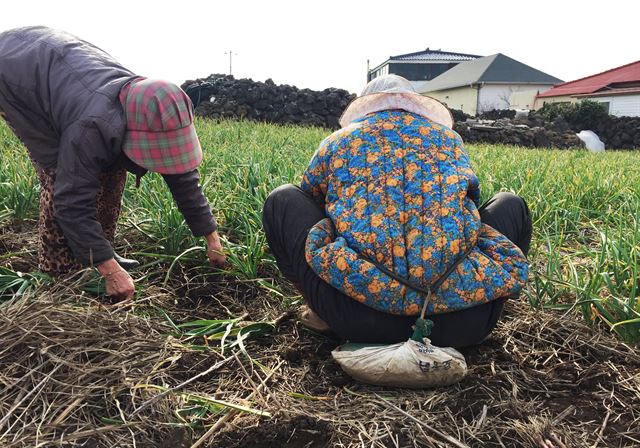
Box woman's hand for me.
[97,258,135,300]
[205,231,226,268]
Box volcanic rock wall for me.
[454,113,640,149]
[453,122,583,149]
[593,116,640,149]
[453,116,584,149]
[181,76,638,148]
[181,75,355,129]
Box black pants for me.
[262,185,532,347]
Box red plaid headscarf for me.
[120,79,203,174]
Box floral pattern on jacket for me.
[302,110,528,316]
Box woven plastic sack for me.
[332,338,467,388]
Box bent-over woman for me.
[0,27,226,300]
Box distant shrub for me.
[535,100,609,131]
[571,100,610,130]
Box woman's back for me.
[302,109,527,315]
[0,26,135,168]
[304,110,481,284]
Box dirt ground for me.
[0,222,639,448]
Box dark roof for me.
[422,53,563,91]
[389,48,480,62]
[537,60,640,98]
[370,48,481,72]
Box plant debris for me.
[0,270,637,447]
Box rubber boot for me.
[114,253,140,271]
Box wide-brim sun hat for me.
[340,74,453,129]
[122,79,203,175]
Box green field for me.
[1,118,639,341]
[1,119,640,447]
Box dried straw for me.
[0,271,638,448]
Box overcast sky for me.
[1,0,637,94]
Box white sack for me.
[514,109,530,119]
[576,130,605,152]
[332,338,467,389]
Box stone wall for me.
[180,77,639,148]
[593,116,640,149]
[455,111,640,149]
[181,75,355,129]
[454,116,583,149]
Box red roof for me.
[573,86,640,98]
[537,60,640,98]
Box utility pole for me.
[225,50,238,75]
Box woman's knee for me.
[263,184,299,211]
[262,184,299,223]
[496,193,531,238]
[481,192,532,254]
[491,192,529,217]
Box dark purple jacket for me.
[0,26,216,264]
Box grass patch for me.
[1,118,639,341]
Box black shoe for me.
[114,253,140,271]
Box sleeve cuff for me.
[188,218,217,237]
[82,245,115,266]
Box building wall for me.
[585,94,640,117]
[533,93,640,117]
[423,87,479,116]
[425,84,556,115]
[509,90,539,110]
[368,64,390,82]
[533,95,577,110]
[478,84,555,113]
[370,61,464,83]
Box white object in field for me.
[514,109,530,119]
[576,130,605,152]
[332,338,467,389]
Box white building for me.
[368,48,481,93]
[534,60,640,117]
[418,53,562,116]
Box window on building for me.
[387,62,457,81]
[599,102,610,113]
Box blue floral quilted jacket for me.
[302,110,529,316]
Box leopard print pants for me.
[31,158,127,275]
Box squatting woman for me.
[263,75,531,346]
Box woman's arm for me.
[467,172,481,207]
[55,123,134,300]
[161,170,225,267]
[453,135,481,207]
[54,124,116,265]
[301,139,331,206]
[161,170,217,236]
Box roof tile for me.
[390,48,480,62]
[537,60,640,98]
[421,54,562,92]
